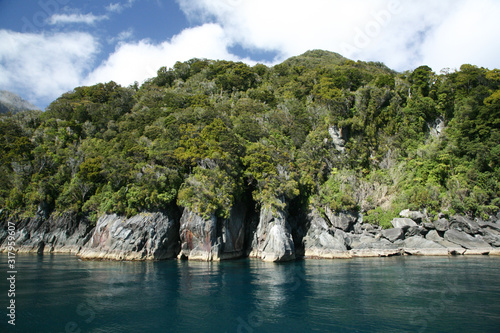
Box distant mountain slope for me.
[0,90,40,114]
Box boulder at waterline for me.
[444,229,492,250]
[404,235,445,249]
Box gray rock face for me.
[477,226,500,247]
[433,218,450,232]
[391,218,417,229]
[403,236,449,255]
[351,234,398,250]
[353,222,363,234]
[382,228,404,242]
[220,204,246,259]
[303,210,347,257]
[249,206,295,262]
[422,222,435,230]
[482,233,500,247]
[429,117,445,138]
[444,229,492,249]
[400,209,426,223]
[405,226,426,238]
[4,205,499,261]
[178,204,247,261]
[425,229,464,251]
[361,223,379,234]
[0,212,92,254]
[476,219,500,232]
[334,229,352,249]
[449,215,480,235]
[324,207,357,231]
[177,209,218,261]
[404,236,444,249]
[79,211,179,260]
[328,125,346,153]
[425,230,444,242]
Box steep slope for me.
[0,90,40,114]
[0,50,498,263]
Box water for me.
[1,254,500,333]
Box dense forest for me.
[1,50,499,228]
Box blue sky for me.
[1,0,500,109]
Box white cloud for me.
[106,3,123,13]
[48,13,108,25]
[421,0,500,71]
[85,23,254,87]
[106,0,136,13]
[107,28,135,44]
[0,30,99,107]
[178,0,500,72]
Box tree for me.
[409,65,434,97]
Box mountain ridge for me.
[0,90,40,114]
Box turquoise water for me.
[1,254,500,333]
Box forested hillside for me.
[1,50,499,227]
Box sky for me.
[1,0,500,109]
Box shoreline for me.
[2,246,500,261]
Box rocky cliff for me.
[1,206,500,260]
[247,204,296,262]
[178,203,247,261]
[0,210,92,254]
[78,211,180,260]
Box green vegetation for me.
[1,50,499,226]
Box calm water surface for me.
[1,254,499,332]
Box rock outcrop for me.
[328,125,346,153]
[382,228,404,242]
[403,236,448,255]
[444,229,492,250]
[78,211,180,260]
[178,209,219,261]
[0,211,92,254]
[399,209,426,223]
[248,205,295,262]
[220,204,247,260]
[324,207,357,231]
[178,204,247,261]
[302,210,349,258]
[391,218,418,229]
[299,207,500,258]
[433,218,450,232]
[449,215,481,234]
